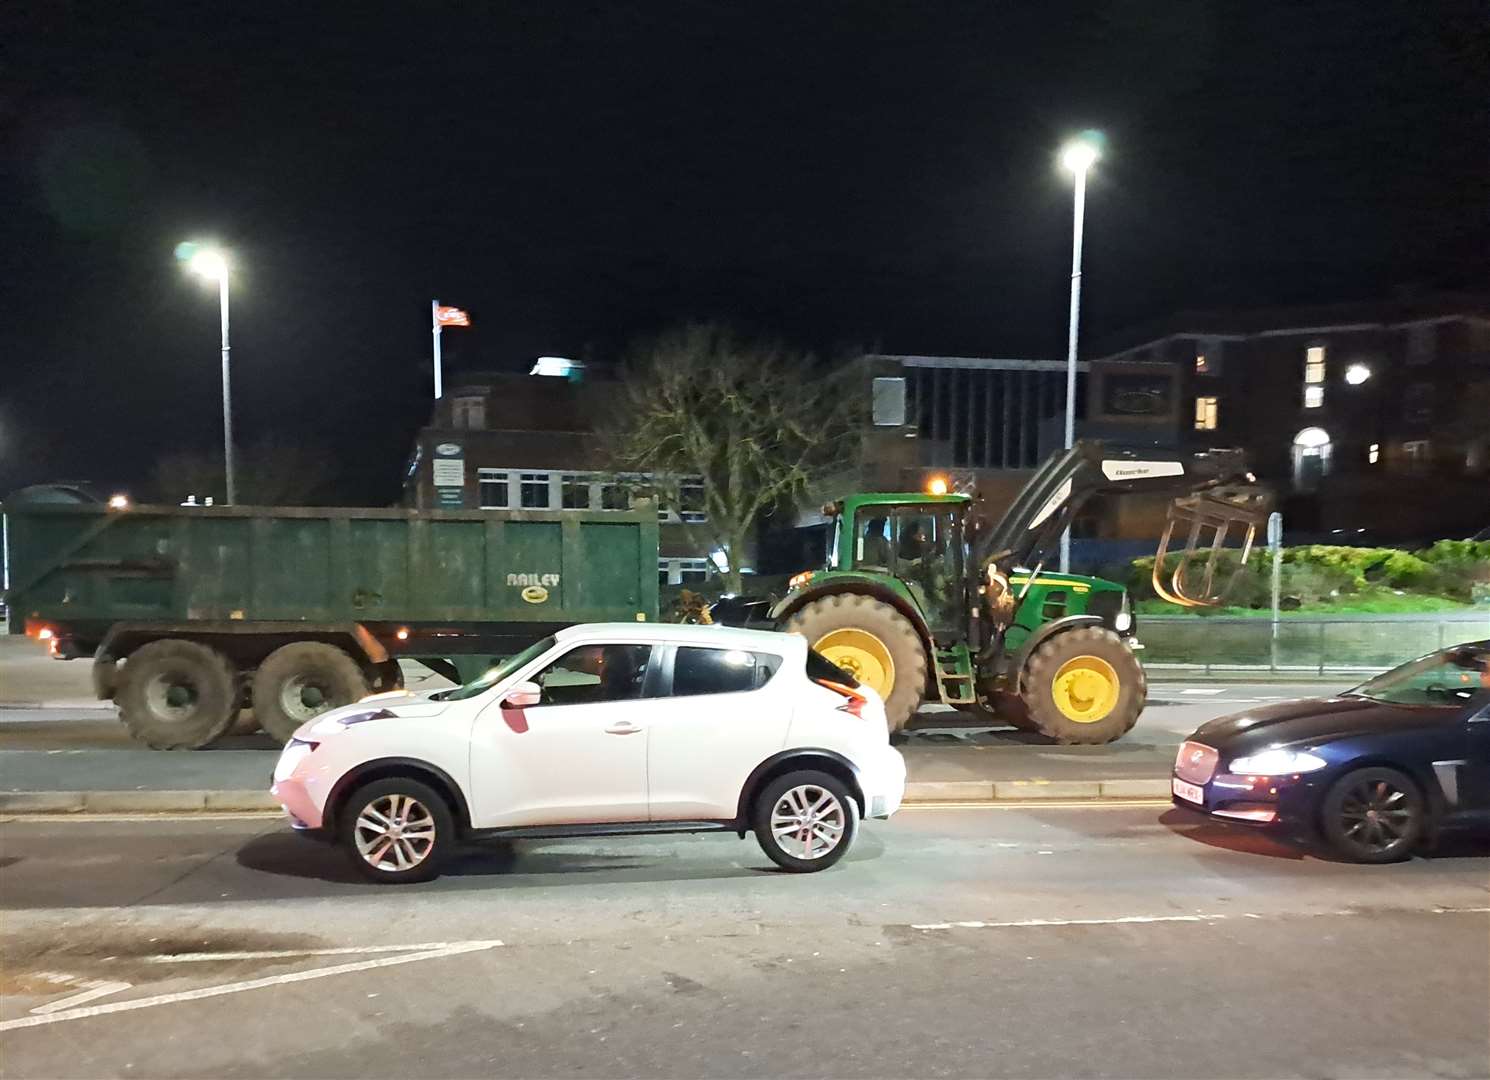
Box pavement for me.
[2,805,1487,1078]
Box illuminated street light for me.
[1345,363,1371,385]
[178,242,236,505]
[1058,131,1103,573]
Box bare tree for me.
[609,323,864,593]
[150,435,338,506]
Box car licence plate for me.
[1172,777,1205,804]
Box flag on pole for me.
[435,305,471,327]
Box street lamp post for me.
[1058,135,1101,574]
[183,248,236,505]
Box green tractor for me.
[764,441,1264,743]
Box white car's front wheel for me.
[339,777,454,884]
[753,770,858,872]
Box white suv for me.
[271,623,906,883]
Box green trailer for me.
[2,499,659,747]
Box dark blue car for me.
[1172,641,1490,862]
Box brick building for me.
[401,366,718,586]
[1092,293,1490,539]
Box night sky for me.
[3,1,1487,505]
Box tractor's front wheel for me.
[782,594,926,734]
[1021,626,1145,745]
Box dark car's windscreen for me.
[807,649,859,688]
[434,636,556,701]
[1348,647,1490,707]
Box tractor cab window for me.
[891,507,962,631]
[857,516,893,569]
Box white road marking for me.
[1180,689,1227,696]
[910,907,1490,933]
[147,942,505,963]
[903,801,1172,811]
[32,980,132,1014]
[0,940,504,1033]
[912,914,1223,931]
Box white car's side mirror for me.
[502,681,542,709]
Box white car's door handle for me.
[605,721,644,735]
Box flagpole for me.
[431,299,443,400]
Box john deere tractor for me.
[764,441,1264,743]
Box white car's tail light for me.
[814,677,868,719]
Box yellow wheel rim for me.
[1051,655,1120,723]
[814,629,895,699]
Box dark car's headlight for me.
[1228,749,1327,775]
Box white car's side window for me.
[529,644,653,707]
[669,647,782,698]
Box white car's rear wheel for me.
[753,770,858,872]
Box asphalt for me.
[2,806,1487,1078]
[0,684,1352,799]
[2,633,1361,803]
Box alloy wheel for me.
[770,784,846,860]
[1337,777,1417,857]
[354,793,437,872]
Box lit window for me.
[1304,346,1326,384]
[561,473,592,510]
[1368,443,1380,465]
[478,469,510,509]
[1304,385,1324,409]
[1194,396,1219,431]
[520,472,551,509]
[1195,353,1209,375]
[451,396,486,430]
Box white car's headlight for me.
[273,738,315,783]
[309,708,395,738]
[1228,749,1327,775]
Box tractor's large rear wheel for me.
[783,594,926,733]
[1021,626,1145,744]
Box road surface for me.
[0,682,1356,792]
[3,805,1486,1078]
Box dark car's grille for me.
[1175,741,1219,785]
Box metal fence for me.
[1139,612,1490,675]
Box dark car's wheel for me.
[338,777,454,884]
[1319,766,1427,864]
[753,770,859,872]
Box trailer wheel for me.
[116,639,240,750]
[1021,626,1145,745]
[253,643,371,743]
[783,594,926,734]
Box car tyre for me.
[1318,765,1426,864]
[338,777,454,884]
[753,770,858,873]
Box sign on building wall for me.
[432,441,465,509]
[1101,373,1173,418]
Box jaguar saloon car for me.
[271,623,906,882]
[1172,642,1490,862]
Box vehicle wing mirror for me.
[502,680,541,708]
